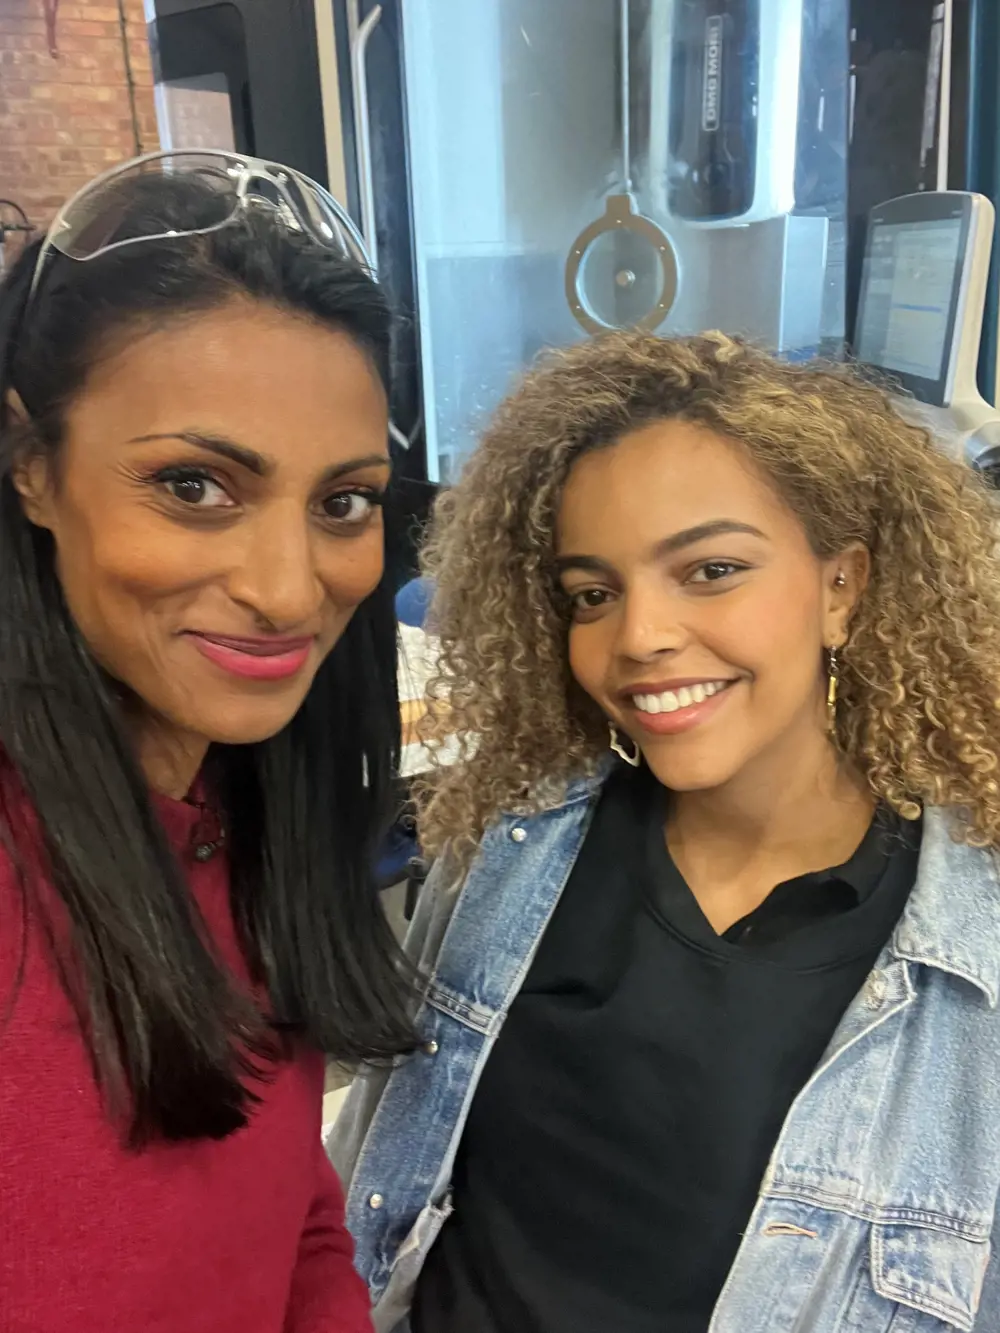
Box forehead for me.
[556,419,796,552]
[67,300,389,466]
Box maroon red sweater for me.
[0,780,373,1333]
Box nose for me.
[225,505,325,631]
[613,578,688,663]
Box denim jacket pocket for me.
[372,1194,454,1333]
[870,1223,991,1332]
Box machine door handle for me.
[347,2,412,451]
[348,1,382,272]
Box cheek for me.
[316,531,385,611]
[567,623,612,698]
[53,514,213,621]
[719,578,825,685]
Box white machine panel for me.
[853,191,1000,485]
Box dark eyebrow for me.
[651,519,767,557]
[555,520,767,576]
[127,432,391,483]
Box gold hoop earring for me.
[608,723,641,768]
[826,645,840,733]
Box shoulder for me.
[425,763,609,890]
[405,766,610,968]
[902,808,1000,1008]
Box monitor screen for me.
[855,216,964,390]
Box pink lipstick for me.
[186,633,314,682]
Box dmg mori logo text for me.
[702,15,723,131]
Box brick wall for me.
[0,0,159,258]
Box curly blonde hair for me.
[417,331,1000,858]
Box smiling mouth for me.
[185,632,315,682]
[622,678,739,736]
[631,680,734,714]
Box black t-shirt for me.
[413,765,921,1333]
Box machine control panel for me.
[853,191,1000,487]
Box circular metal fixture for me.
[565,194,679,335]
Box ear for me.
[4,392,58,532]
[11,454,56,530]
[8,415,56,530]
[822,543,870,649]
[3,388,28,428]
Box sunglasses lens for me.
[41,152,369,283]
[50,153,242,260]
[246,169,362,262]
[282,175,340,245]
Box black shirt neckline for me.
[643,780,922,970]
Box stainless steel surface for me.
[620,0,633,191]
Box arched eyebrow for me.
[127,431,391,484]
[555,519,767,575]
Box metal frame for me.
[564,193,680,336]
[346,0,382,268]
[332,0,428,483]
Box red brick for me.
[57,4,123,19]
[59,19,119,39]
[0,19,48,38]
[0,0,158,224]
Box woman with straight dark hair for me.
[0,153,414,1331]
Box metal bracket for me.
[565,193,679,335]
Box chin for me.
[188,700,306,748]
[642,748,743,794]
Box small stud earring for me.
[826,645,840,733]
[834,571,847,588]
[608,722,641,768]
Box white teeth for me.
[631,680,731,715]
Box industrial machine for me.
[339,0,851,482]
[853,190,1000,484]
[144,0,1000,500]
[562,0,843,354]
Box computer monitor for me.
[853,192,993,409]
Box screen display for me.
[855,218,963,383]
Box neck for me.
[667,725,876,893]
[122,701,209,800]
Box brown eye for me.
[169,477,207,504]
[565,586,615,620]
[575,589,611,609]
[322,491,381,525]
[156,468,233,508]
[688,560,747,584]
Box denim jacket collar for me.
[519,761,611,815]
[893,808,1000,1007]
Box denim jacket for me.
[329,771,1000,1333]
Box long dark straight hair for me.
[0,178,416,1143]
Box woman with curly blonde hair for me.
[332,331,1000,1333]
